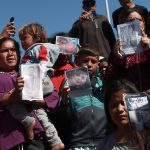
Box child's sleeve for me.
[37,43,59,67]
[34,43,60,78]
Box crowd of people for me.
[0,0,150,150]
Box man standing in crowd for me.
[69,0,116,59]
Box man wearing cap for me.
[69,0,116,60]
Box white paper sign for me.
[21,64,43,101]
[117,20,143,55]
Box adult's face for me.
[125,11,145,32]
[0,40,18,72]
[109,89,129,129]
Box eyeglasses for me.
[126,18,143,22]
[0,48,16,53]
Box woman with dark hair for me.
[110,9,150,92]
[118,8,149,35]
[0,37,59,150]
[0,37,43,150]
[98,79,150,150]
[0,37,20,71]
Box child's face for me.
[77,54,99,76]
[71,73,87,86]
[20,34,37,51]
[109,89,129,128]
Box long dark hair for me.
[0,37,20,72]
[105,79,139,130]
[104,79,147,150]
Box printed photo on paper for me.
[20,64,43,101]
[117,20,143,55]
[65,67,92,98]
[124,92,150,130]
[56,36,79,54]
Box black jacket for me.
[69,14,116,59]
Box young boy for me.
[59,48,108,149]
[7,23,64,150]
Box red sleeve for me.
[39,45,48,62]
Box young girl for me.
[98,79,150,150]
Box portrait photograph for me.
[65,67,92,98]
[56,36,79,54]
[117,20,143,55]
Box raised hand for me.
[0,21,15,38]
[114,39,123,59]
